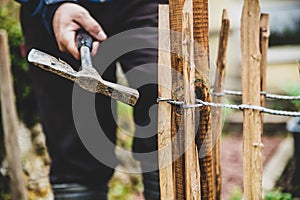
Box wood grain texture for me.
[0,30,27,200]
[259,15,270,167]
[169,1,186,199]
[212,9,230,200]
[158,5,175,200]
[193,0,214,199]
[182,0,201,199]
[241,0,263,199]
[260,14,270,109]
[169,0,213,198]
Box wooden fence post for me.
[212,9,230,200]
[168,1,186,199]
[0,30,27,200]
[158,5,175,200]
[182,0,201,199]
[192,0,214,199]
[168,0,208,199]
[241,0,263,199]
[260,14,270,109]
[169,0,213,198]
[169,0,214,199]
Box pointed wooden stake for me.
[182,0,201,199]
[0,30,27,200]
[212,9,230,200]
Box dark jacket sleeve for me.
[15,0,77,35]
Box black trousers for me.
[21,0,159,199]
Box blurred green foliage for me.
[108,172,143,200]
[264,191,293,200]
[0,1,39,128]
[285,84,300,109]
[229,187,243,200]
[0,1,39,198]
[270,83,300,112]
[229,187,295,200]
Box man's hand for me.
[52,3,107,60]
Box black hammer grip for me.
[76,30,93,51]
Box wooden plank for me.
[168,1,186,199]
[182,0,201,199]
[240,0,263,199]
[212,9,230,200]
[158,5,175,200]
[192,0,214,199]
[0,30,27,200]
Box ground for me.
[220,133,283,199]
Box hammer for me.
[28,31,139,106]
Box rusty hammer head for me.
[28,48,139,106]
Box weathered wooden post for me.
[160,0,202,199]
[168,0,213,199]
[192,0,214,199]
[168,1,186,198]
[0,30,27,200]
[212,9,230,200]
[158,4,175,200]
[182,0,201,198]
[241,0,263,199]
[259,16,270,184]
[260,13,270,110]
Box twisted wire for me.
[211,89,300,101]
[157,97,300,117]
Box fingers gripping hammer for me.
[28,30,139,106]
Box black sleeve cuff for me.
[42,1,76,36]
